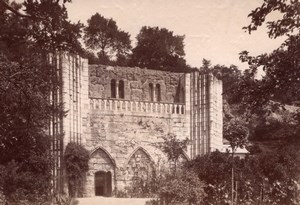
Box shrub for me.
[158,171,205,205]
[64,142,90,197]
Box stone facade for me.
[89,65,185,103]
[55,54,223,197]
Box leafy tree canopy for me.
[158,134,188,173]
[0,0,82,203]
[187,148,300,205]
[244,0,300,39]
[84,12,131,65]
[1,0,83,56]
[224,118,249,154]
[131,26,188,72]
[237,0,300,111]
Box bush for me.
[0,144,53,205]
[64,143,90,197]
[186,149,300,205]
[158,171,205,205]
[123,170,162,198]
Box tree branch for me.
[0,0,32,18]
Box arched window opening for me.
[119,80,125,99]
[155,84,161,102]
[149,83,154,101]
[111,79,116,98]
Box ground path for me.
[77,197,153,205]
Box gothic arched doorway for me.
[95,171,112,196]
[87,147,116,197]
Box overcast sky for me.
[66,0,285,70]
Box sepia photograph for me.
[0,0,299,204]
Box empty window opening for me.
[119,80,125,99]
[149,83,154,101]
[155,84,161,102]
[111,79,116,98]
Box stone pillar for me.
[80,57,89,145]
[184,73,192,158]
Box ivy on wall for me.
[64,142,90,197]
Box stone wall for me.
[83,109,189,197]
[73,64,223,197]
[61,53,89,146]
[89,65,185,103]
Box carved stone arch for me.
[87,147,116,197]
[90,146,117,168]
[126,147,155,182]
[127,146,155,165]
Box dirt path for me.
[77,197,153,205]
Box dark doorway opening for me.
[95,171,112,196]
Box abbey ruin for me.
[50,53,223,197]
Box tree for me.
[24,0,83,53]
[84,13,131,65]
[131,26,187,71]
[237,0,300,110]
[223,118,248,205]
[0,0,82,203]
[244,0,300,39]
[158,133,188,174]
[186,151,232,205]
[224,118,248,155]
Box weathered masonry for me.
[52,53,223,197]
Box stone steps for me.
[77,197,153,205]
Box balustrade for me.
[90,98,185,115]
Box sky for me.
[65,0,286,70]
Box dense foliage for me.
[84,13,131,65]
[187,149,300,205]
[0,0,82,204]
[157,134,189,174]
[224,118,248,154]
[237,0,300,110]
[130,26,188,72]
[64,142,90,197]
[158,171,205,205]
